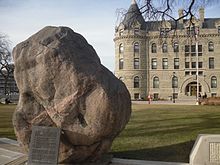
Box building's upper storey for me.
[115,1,220,38]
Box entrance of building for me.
[185,82,202,96]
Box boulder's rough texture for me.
[12,26,131,163]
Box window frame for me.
[153,77,159,88]
[134,76,140,88]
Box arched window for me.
[134,76,140,88]
[208,41,214,52]
[172,76,178,88]
[211,76,217,88]
[119,58,123,70]
[162,42,168,53]
[153,77,159,88]
[174,42,179,52]
[134,42,139,53]
[119,44,124,53]
[151,43,157,53]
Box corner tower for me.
[114,0,149,100]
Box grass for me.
[111,104,220,163]
[0,104,16,139]
[1,103,220,163]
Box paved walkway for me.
[133,100,197,105]
[0,138,190,165]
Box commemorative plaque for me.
[27,126,61,165]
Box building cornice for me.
[114,33,220,42]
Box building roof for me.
[121,1,220,32]
[145,18,220,31]
[122,1,146,30]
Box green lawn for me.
[1,104,220,163]
[111,104,220,163]
[0,104,16,139]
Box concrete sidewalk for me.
[133,100,197,105]
[0,138,190,165]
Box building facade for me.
[114,0,220,100]
[0,64,19,101]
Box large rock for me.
[12,26,131,163]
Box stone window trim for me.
[162,58,168,69]
[134,42,140,53]
[134,76,140,88]
[162,42,168,53]
[119,43,124,54]
[174,58,179,69]
[152,58,157,69]
[151,43,157,53]
[153,76,159,88]
[119,58,124,70]
[211,76,217,88]
[208,41,214,52]
[209,57,215,69]
[173,42,179,53]
[134,58,140,69]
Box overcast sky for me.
[0,0,220,72]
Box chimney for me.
[178,9,184,24]
[199,7,204,23]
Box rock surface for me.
[12,26,131,163]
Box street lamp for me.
[172,72,176,103]
[195,26,200,105]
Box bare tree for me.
[116,0,218,29]
[0,34,13,96]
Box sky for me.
[0,0,220,72]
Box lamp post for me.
[195,26,199,105]
[173,72,176,103]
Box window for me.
[185,45,190,56]
[185,71,190,76]
[153,77,159,88]
[153,93,159,100]
[134,93,140,100]
[191,45,196,56]
[174,58,179,69]
[119,44,123,53]
[218,26,220,33]
[185,62,190,68]
[134,28,139,35]
[209,57,214,69]
[162,58,168,69]
[211,93,217,97]
[185,45,202,56]
[191,71,196,75]
[198,71,203,76]
[119,29,123,36]
[152,58,157,69]
[134,58,139,69]
[191,62,196,68]
[151,43,157,53]
[172,76,178,88]
[119,58,124,70]
[134,42,139,53]
[198,45,202,56]
[160,28,165,36]
[134,76,140,88]
[211,76,217,88]
[174,42,179,52]
[198,62,203,68]
[208,41,214,52]
[162,43,168,53]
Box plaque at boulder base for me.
[27,126,61,165]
